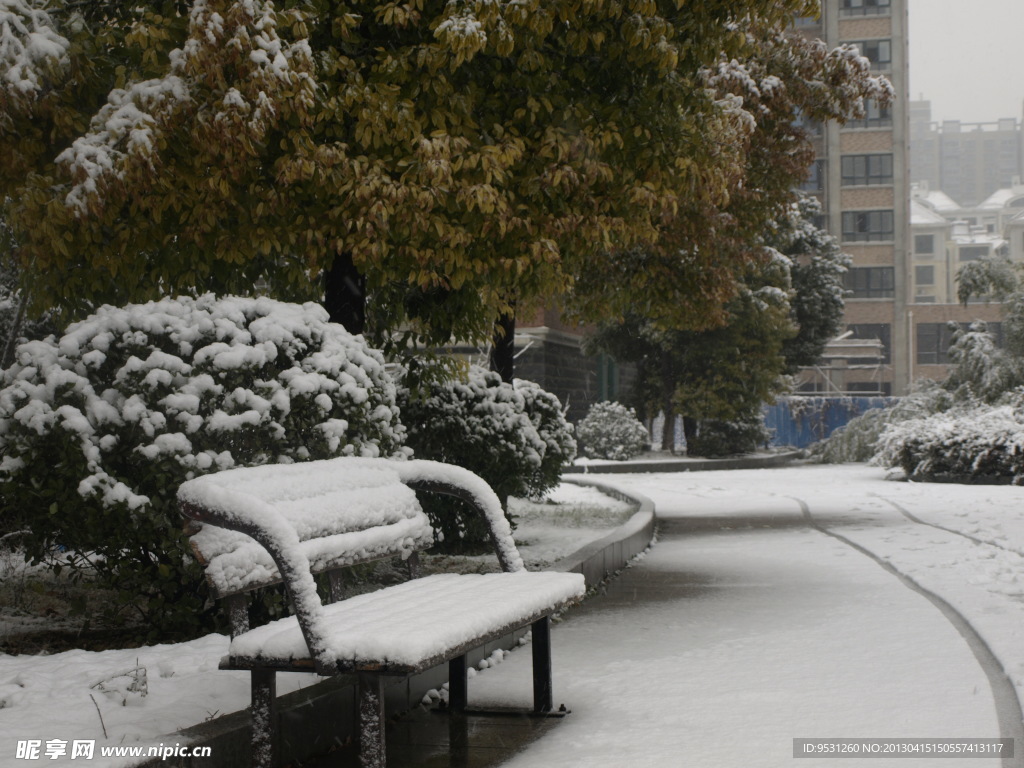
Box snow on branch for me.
[0,0,69,95]
[56,0,314,216]
[57,76,190,214]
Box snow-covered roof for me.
[910,200,948,227]
[977,187,1024,210]
[917,189,961,213]
[952,233,1005,249]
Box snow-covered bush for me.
[687,413,770,458]
[876,395,1024,484]
[0,295,406,639]
[399,366,575,552]
[812,382,952,464]
[576,401,649,461]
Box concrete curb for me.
[142,480,658,767]
[554,475,656,588]
[562,450,803,474]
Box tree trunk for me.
[323,252,366,334]
[660,408,675,453]
[682,417,699,455]
[489,309,516,384]
[659,356,675,452]
[0,292,28,370]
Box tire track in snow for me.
[789,494,1024,768]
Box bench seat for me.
[225,571,584,673]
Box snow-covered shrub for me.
[687,413,770,458]
[944,321,1024,403]
[399,365,575,552]
[576,401,649,461]
[0,295,406,639]
[812,382,952,463]
[875,396,1024,484]
[514,378,578,492]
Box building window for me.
[917,322,1004,364]
[847,99,893,129]
[842,210,895,242]
[915,266,935,286]
[841,154,893,186]
[846,323,891,363]
[959,245,990,262]
[800,159,825,192]
[598,354,618,401]
[844,267,894,298]
[847,40,892,71]
[914,234,935,255]
[840,0,891,16]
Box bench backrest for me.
[178,457,525,674]
[182,459,434,599]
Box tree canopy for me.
[0,0,884,349]
[589,197,851,453]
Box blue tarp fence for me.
[764,396,896,449]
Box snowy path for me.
[469,467,1016,767]
[4,465,1024,767]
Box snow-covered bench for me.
[177,457,585,768]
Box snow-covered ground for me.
[473,465,1024,767]
[3,465,1024,767]
[0,484,634,766]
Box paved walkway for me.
[314,479,1019,767]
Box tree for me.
[2,0,862,354]
[585,21,887,453]
[949,257,1024,399]
[775,197,850,371]
[590,254,795,453]
[570,20,889,334]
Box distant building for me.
[910,100,1024,207]
[905,183,1007,381]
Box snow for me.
[180,458,434,597]
[228,571,585,668]
[470,465,1015,767]
[0,634,307,764]
[179,457,552,672]
[0,0,69,94]
[6,465,1024,765]
[0,295,407,530]
[54,0,315,215]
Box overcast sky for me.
[908,0,1024,124]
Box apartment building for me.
[794,0,911,396]
[910,101,1024,207]
[907,185,1008,381]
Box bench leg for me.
[225,594,249,636]
[532,616,553,713]
[448,654,468,713]
[251,669,277,768]
[357,673,386,768]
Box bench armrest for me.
[393,460,525,573]
[179,493,338,675]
